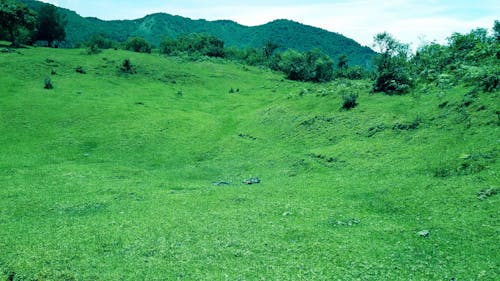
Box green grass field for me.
[1,47,498,280]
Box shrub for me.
[159,38,178,55]
[86,44,101,55]
[279,50,311,81]
[120,59,136,74]
[278,49,333,82]
[44,77,53,89]
[372,32,413,94]
[86,34,116,49]
[75,66,86,74]
[160,34,225,58]
[341,91,358,110]
[372,67,413,94]
[463,65,499,92]
[336,66,369,80]
[392,117,421,131]
[314,56,334,82]
[123,37,152,53]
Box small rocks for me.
[238,133,256,140]
[76,66,86,74]
[477,188,497,200]
[417,230,430,238]
[212,181,230,186]
[243,177,260,185]
[327,218,360,227]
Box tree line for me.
[1,0,498,93]
[0,0,65,47]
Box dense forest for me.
[16,0,376,67]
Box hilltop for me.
[19,0,376,66]
[0,44,498,279]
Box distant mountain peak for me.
[20,0,376,66]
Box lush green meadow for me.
[0,47,498,280]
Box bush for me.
[75,66,86,74]
[159,38,178,55]
[372,32,413,94]
[279,50,311,81]
[463,65,499,92]
[335,66,369,80]
[123,37,152,53]
[86,34,116,49]
[160,34,225,58]
[278,49,334,82]
[120,59,136,74]
[314,56,334,82]
[341,91,358,110]
[44,77,53,89]
[86,44,101,55]
[372,67,413,94]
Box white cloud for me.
[161,1,498,49]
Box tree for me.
[160,37,178,55]
[124,37,152,53]
[0,0,36,46]
[413,42,452,81]
[35,3,66,47]
[494,20,500,43]
[165,33,225,58]
[372,32,413,94]
[263,41,279,58]
[278,49,333,82]
[337,54,348,70]
[307,49,334,82]
[86,34,116,49]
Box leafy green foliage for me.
[85,33,117,49]
[85,43,101,54]
[494,20,500,42]
[372,32,413,94]
[337,54,348,70]
[0,0,36,45]
[120,58,136,74]
[414,22,499,93]
[123,36,152,53]
[262,40,279,58]
[340,90,358,110]
[278,49,334,82]
[34,3,66,47]
[335,65,369,80]
[160,33,224,57]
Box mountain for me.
[20,0,376,67]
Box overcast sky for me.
[40,0,499,49]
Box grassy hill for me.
[19,0,376,67]
[0,46,498,280]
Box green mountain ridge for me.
[19,0,376,66]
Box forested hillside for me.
[19,0,375,66]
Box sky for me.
[39,0,499,49]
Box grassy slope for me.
[0,47,498,280]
